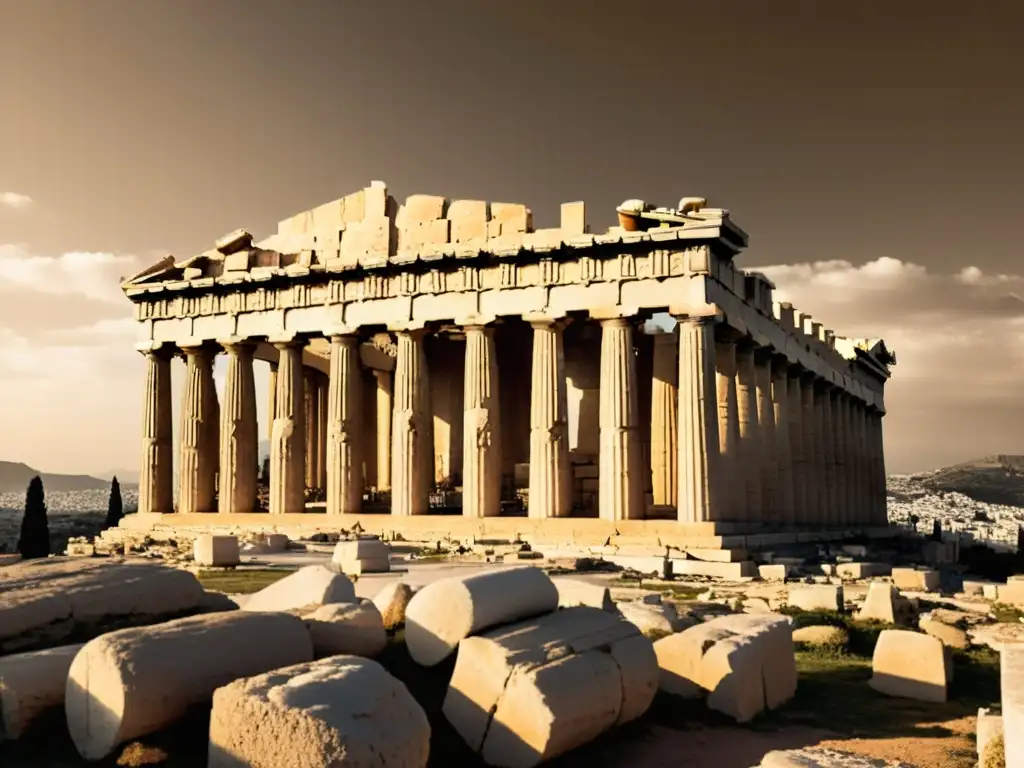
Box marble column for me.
[800,376,819,524]
[205,358,220,497]
[267,362,278,446]
[787,369,807,524]
[715,337,742,521]
[833,393,849,527]
[676,316,721,523]
[137,347,173,515]
[754,351,777,523]
[735,344,761,521]
[218,341,258,515]
[326,334,363,515]
[178,346,217,514]
[650,331,678,508]
[373,370,392,491]
[820,386,837,526]
[316,373,328,491]
[869,408,887,526]
[462,324,502,518]
[770,358,794,524]
[391,329,429,516]
[528,319,571,519]
[850,400,866,525]
[841,396,857,525]
[304,369,318,490]
[269,340,306,515]
[598,317,643,521]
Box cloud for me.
[0,244,138,304]
[759,258,1024,471]
[0,192,33,210]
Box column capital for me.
[522,311,567,327]
[216,337,257,354]
[135,341,175,359]
[455,313,497,329]
[589,305,640,322]
[267,333,308,349]
[178,342,217,358]
[597,315,633,329]
[323,323,360,340]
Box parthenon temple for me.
[121,181,895,550]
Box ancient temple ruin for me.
[121,181,894,548]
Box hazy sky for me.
[1,1,1023,476]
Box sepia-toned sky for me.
[1,1,1023,477]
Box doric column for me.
[598,317,643,521]
[137,346,173,515]
[770,358,794,524]
[787,369,806,524]
[205,358,220,496]
[391,328,430,516]
[833,393,849,527]
[841,395,856,525]
[304,369,318,491]
[373,370,392,491]
[820,385,837,527]
[735,344,761,521]
[872,409,889,526]
[650,331,678,507]
[800,376,819,525]
[269,339,306,515]
[178,346,217,514]
[325,334,363,515]
[316,373,328,491]
[218,341,258,515]
[850,399,867,525]
[715,336,742,521]
[528,318,571,519]
[462,323,502,518]
[754,350,777,523]
[267,362,278,446]
[676,316,722,523]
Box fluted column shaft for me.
[269,341,306,514]
[787,371,807,524]
[374,370,392,491]
[316,373,329,491]
[820,387,837,526]
[841,396,856,524]
[851,400,867,525]
[833,394,849,526]
[677,317,721,523]
[754,352,777,523]
[650,332,678,507]
[598,318,643,521]
[391,329,429,516]
[736,346,761,521]
[304,369,318,490]
[715,338,742,521]
[800,377,819,524]
[218,342,258,514]
[871,410,888,525]
[267,363,278,446]
[178,347,217,514]
[138,348,173,515]
[770,360,794,524]
[462,325,502,518]
[206,359,220,495]
[528,320,571,519]
[326,335,363,515]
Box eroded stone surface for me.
[242,564,355,613]
[208,655,429,768]
[552,578,615,612]
[618,600,692,637]
[856,583,916,625]
[792,625,848,647]
[302,600,387,658]
[0,643,83,741]
[372,582,416,630]
[332,538,391,576]
[758,747,915,767]
[868,629,951,703]
[194,535,240,567]
[787,585,843,613]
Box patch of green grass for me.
[195,567,295,594]
[779,607,892,656]
[991,602,1024,623]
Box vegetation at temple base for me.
[105,476,124,529]
[195,567,294,594]
[17,476,50,559]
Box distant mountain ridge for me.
[917,454,1024,507]
[0,461,109,494]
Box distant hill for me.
[0,461,110,494]
[95,469,140,486]
[919,454,1024,507]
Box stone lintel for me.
[267,333,307,347]
[386,321,428,333]
[668,302,723,322]
[215,336,257,349]
[322,324,359,339]
[454,313,497,328]
[588,305,641,321]
[177,339,219,353]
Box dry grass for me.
[194,567,294,594]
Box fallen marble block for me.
[405,566,559,666]
[302,600,387,658]
[372,582,417,630]
[0,643,83,741]
[208,655,430,768]
[552,577,615,611]
[869,629,951,703]
[786,584,843,613]
[332,538,391,575]
[65,611,314,761]
[194,535,240,567]
[443,606,657,768]
[758,747,916,766]
[242,564,356,613]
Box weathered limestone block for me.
[792,625,848,647]
[242,533,289,554]
[401,193,447,224]
[0,643,83,740]
[654,614,797,722]
[857,583,916,625]
[919,617,968,649]
[1002,642,1024,768]
[66,612,314,761]
[447,200,489,243]
[332,538,391,575]
[443,607,657,768]
[302,600,387,659]
[208,655,430,768]
[193,535,240,567]
[891,567,940,593]
[372,582,417,630]
[836,562,891,580]
[618,600,692,638]
[405,566,559,667]
[868,629,951,703]
[759,564,789,581]
[787,584,843,613]
[552,578,615,612]
[977,707,1004,767]
[242,565,356,613]
[997,580,1024,608]
[759,747,915,767]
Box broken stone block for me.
[836,562,891,580]
[857,582,916,625]
[372,582,417,631]
[919,617,968,649]
[331,538,391,576]
[405,565,559,667]
[339,216,391,265]
[997,580,1024,608]
[977,707,1003,767]
[759,747,915,767]
[193,535,240,567]
[787,584,843,613]
[401,194,447,224]
[654,614,797,722]
[560,201,586,236]
[759,564,789,581]
[1002,642,1024,767]
[869,629,951,703]
[552,577,615,611]
[447,200,489,243]
[66,612,314,761]
[208,655,430,768]
[891,567,940,593]
[618,600,691,637]
[302,600,387,659]
[490,202,530,234]
[443,606,657,768]
[242,565,356,613]
[0,643,83,740]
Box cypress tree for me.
[932,519,942,541]
[105,476,124,528]
[17,476,50,559]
